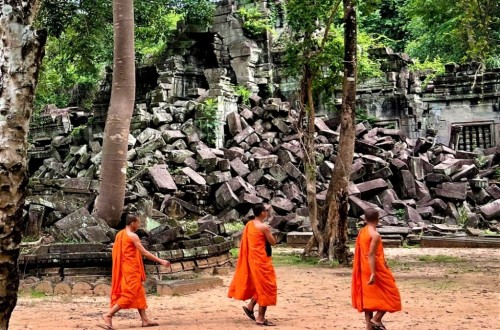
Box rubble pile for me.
[27,92,500,247]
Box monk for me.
[228,203,277,326]
[100,214,171,330]
[351,208,401,330]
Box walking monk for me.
[228,203,277,326]
[352,208,401,330]
[100,214,171,330]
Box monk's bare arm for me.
[262,225,277,246]
[130,233,171,266]
[367,231,381,285]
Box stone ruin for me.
[20,0,500,287]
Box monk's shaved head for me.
[364,208,379,223]
[126,213,140,225]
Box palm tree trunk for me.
[0,1,45,327]
[95,0,136,227]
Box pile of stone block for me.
[27,93,500,245]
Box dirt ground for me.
[10,247,500,330]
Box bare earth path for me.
[10,248,500,330]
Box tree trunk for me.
[324,0,357,264]
[301,64,325,256]
[95,0,136,227]
[0,1,46,327]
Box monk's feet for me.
[101,314,114,330]
[142,319,159,327]
[256,319,276,326]
[369,319,386,330]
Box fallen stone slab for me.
[254,155,278,169]
[420,236,500,248]
[226,112,242,137]
[286,231,313,247]
[162,130,185,143]
[196,143,217,169]
[215,183,240,209]
[181,167,206,185]
[283,183,302,203]
[485,184,500,199]
[136,137,167,157]
[269,164,288,182]
[239,192,263,204]
[51,208,111,243]
[206,171,232,185]
[233,126,254,144]
[149,165,178,192]
[434,182,467,201]
[137,128,161,145]
[277,149,297,165]
[451,164,479,181]
[283,162,302,179]
[229,176,249,194]
[247,169,264,186]
[355,179,388,198]
[409,157,425,181]
[229,158,250,177]
[348,196,382,217]
[169,150,195,164]
[362,155,389,168]
[479,200,500,220]
[433,158,461,176]
[400,170,417,199]
[270,197,295,214]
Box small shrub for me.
[234,85,252,106]
[394,208,405,221]
[237,7,272,37]
[474,154,488,169]
[194,98,220,146]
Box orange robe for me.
[351,226,401,313]
[228,220,277,306]
[110,230,147,309]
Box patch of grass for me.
[417,255,464,263]
[230,248,239,259]
[272,253,339,267]
[387,259,411,271]
[225,221,245,233]
[29,290,46,298]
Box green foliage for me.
[195,98,220,146]
[360,0,408,52]
[457,204,469,226]
[284,1,383,101]
[34,0,215,112]
[237,6,273,37]
[35,0,112,112]
[356,109,378,125]
[69,125,87,138]
[234,85,252,106]
[494,168,500,181]
[29,291,47,299]
[394,208,405,221]
[474,154,489,169]
[225,221,246,233]
[408,57,445,88]
[403,0,500,66]
[135,6,183,61]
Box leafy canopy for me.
[34,0,215,112]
